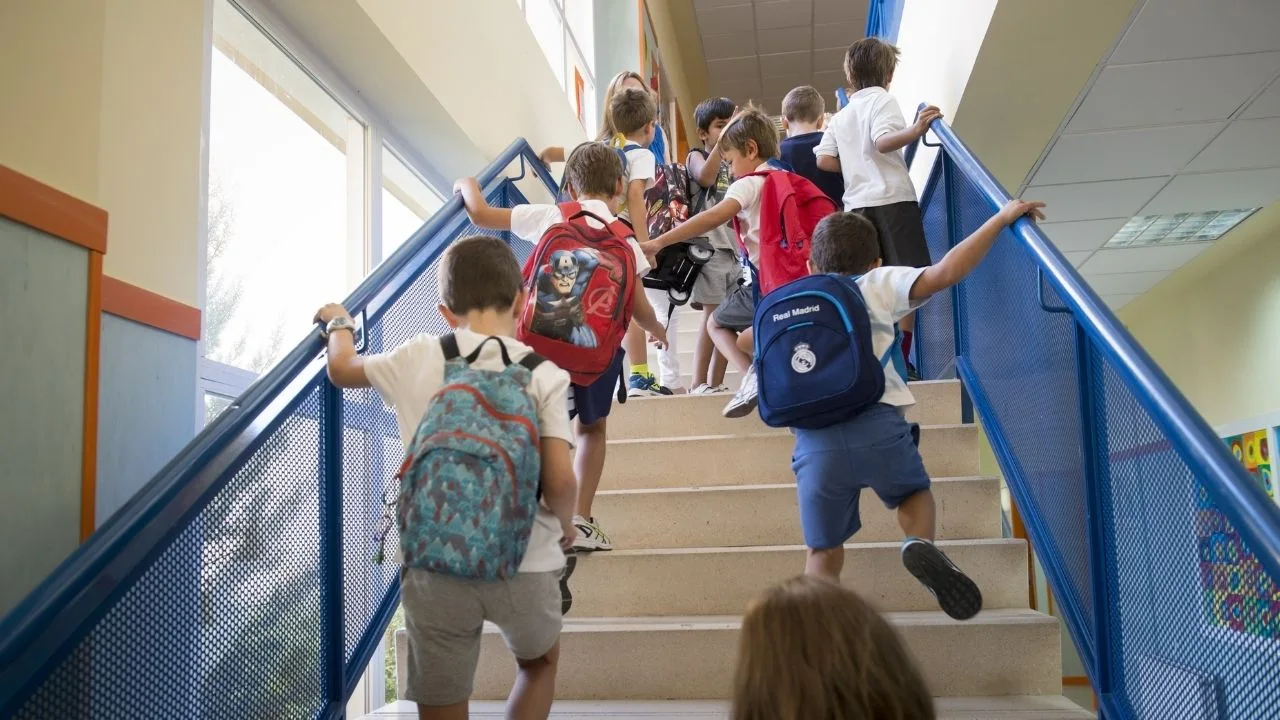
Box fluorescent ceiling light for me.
[1106,209,1259,248]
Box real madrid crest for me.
[791,343,816,374]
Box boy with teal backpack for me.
[316,236,577,719]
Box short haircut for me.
[811,212,882,274]
[438,235,523,314]
[610,87,657,136]
[845,37,901,91]
[782,86,825,123]
[719,105,780,161]
[695,96,735,132]
[565,142,624,198]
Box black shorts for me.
[856,201,931,268]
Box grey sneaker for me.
[722,365,759,418]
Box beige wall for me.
[644,0,709,146]
[1119,203,1280,427]
[0,0,208,307]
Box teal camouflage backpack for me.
[394,334,544,580]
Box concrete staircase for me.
[385,313,1093,718]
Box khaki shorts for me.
[401,568,561,706]
[691,248,742,306]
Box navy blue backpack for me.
[753,273,900,429]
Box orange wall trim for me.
[101,276,202,341]
[82,253,103,539]
[0,164,108,254]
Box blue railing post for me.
[322,382,346,718]
[1076,322,1114,707]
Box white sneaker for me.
[692,383,731,395]
[722,366,759,418]
[572,515,613,551]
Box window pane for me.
[563,0,594,69]
[526,0,566,89]
[204,392,234,425]
[380,147,443,262]
[206,0,363,375]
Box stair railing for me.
[0,139,559,720]
[913,109,1280,718]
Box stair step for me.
[372,696,1092,718]
[612,379,963,439]
[472,610,1062,700]
[568,539,1029,616]
[592,476,1001,549]
[602,425,979,490]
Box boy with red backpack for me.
[456,142,668,552]
[646,106,839,419]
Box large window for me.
[380,146,443,261]
[517,0,597,132]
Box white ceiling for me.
[1027,0,1280,310]
[692,0,869,114]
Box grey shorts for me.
[401,568,561,706]
[691,248,742,306]
[856,201,931,268]
[712,283,756,332]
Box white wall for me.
[889,0,999,191]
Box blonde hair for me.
[599,70,650,145]
[783,85,825,123]
[719,104,780,161]
[732,576,935,720]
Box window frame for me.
[518,0,598,131]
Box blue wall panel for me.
[96,314,197,524]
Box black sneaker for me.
[906,362,923,382]
[560,552,577,616]
[901,538,982,620]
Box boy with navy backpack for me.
[316,236,578,718]
[768,201,1043,621]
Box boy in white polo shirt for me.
[815,37,942,381]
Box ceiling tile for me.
[759,51,810,78]
[1101,293,1141,310]
[1064,250,1095,268]
[813,47,846,75]
[697,5,756,35]
[1039,218,1129,253]
[1243,77,1280,119]
[813,70,847,95]
[755,25,810,55]
[1083,270,1170,296]
[755,0,812,30]
[1024,178,1169,223]
[1079,244,1212,275]
[814,20,859,49]
[1140,167,1280,215]
[1032,124,1223,185]
[763,73,813,99]
[700,31,758,60]
[814,0,866,24]
[1066,53,1280,132]
[1111,0,1280,64]
[708,56,761,84]
[1185,117,1280,172]
[714,78,764,103]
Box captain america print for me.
[532,248,601,347]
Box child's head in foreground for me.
[718,105,780,177]
[599,70,650,140]
[695,96,735,147]
[845,37,901,91]
[732,576,935,720]
[781,86,825,130]
[810,212,884,275]
[564,142,625,206]
[610,87,657,146]
[437,235,524,323]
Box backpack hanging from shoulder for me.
[752,274,894,429]
[734,170,839,297]
[644,162,694,239]
[395,334,544,580]
[517,202,637,386]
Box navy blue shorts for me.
[569,349,625,427]
[792,403,930,550]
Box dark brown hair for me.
[564,142,624,198]
[610,87,657,136]
[782,86,825,123]
[845,37,901,91]
[437,235,523,314]
[811,212,883,274]
[720,105,780,161]
[732,576,934,720]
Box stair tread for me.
[371,696,1092,718]
[595,475,996,496]
[483,609,1056,635]
[583,537,1022,559]
[607,423,973,445]
[620,377,961,405]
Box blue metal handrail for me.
[0,138,559,716]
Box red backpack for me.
[517,203,637,386]
[734,170,839,296]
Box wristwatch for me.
[325,315,356,337]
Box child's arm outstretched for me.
[910,199,1046,301]
[539,437,578,549]
[642,198,741,258]
[876,105,942,154]
[454,177,513,230]
[315,303,371,388]
[630,283,669,349]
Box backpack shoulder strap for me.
[518,352,546,373]
[559,202,582,222]
[440,333,461,362]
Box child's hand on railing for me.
[998,199,1047,226]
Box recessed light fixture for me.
[1106,209,1259,248]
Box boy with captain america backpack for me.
[772,201,1044,621]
